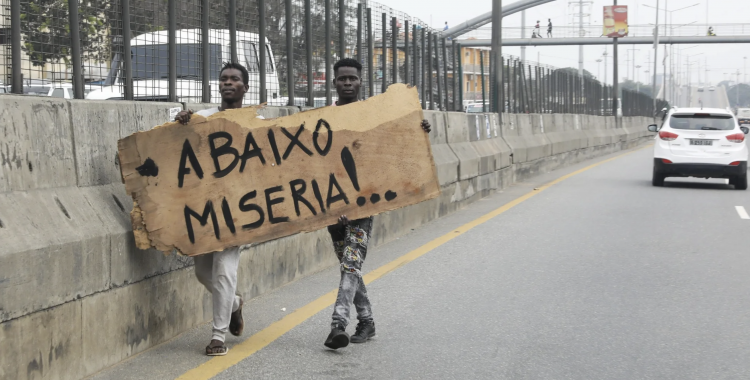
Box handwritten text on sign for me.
[118,84,440,256]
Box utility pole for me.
[613,0,619,123]
[604,48,608,86]
[579,0,583,78]
[569,0,592,80]
[737,69,741,108]
[521,11,526,62]
[636,65,642,93]
[652,0,660,112]
[662,0,668,105]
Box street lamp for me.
[596,58,603,82]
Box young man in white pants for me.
[174,62,262,356]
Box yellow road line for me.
[177,147,642,380]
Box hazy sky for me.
[373,0,750,86]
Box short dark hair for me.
[220,62,249,85]
[333,58,362,76]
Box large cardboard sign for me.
[118,84,440,256]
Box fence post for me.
[306,0,313,107]
[413,25,418,89]
[458,43,463,111]
[435,34,442,111]
[285,0,294,105]
[404,21,409,85]
[339,0,346,59]
[367,8,374,99]
[427,32,433,110]
[168,0,176,102]
[479,51,486,112]
[451,39,461,111]
[421,28,426,109]
[391,17,397,85]
[381,12,387,94]
[201,0,210,102]
[506,58,511,113]
[325,0,334,106]
[259,0,267,103]
[10,0,22,93]
[122,0,133,100]
[67,0,84,99]
[325,0,332,105]
[229,0,238,64]
[442,38,449,111]
[357,4,362,65]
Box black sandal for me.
[205,344,228,356]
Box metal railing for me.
[0,0,659,116]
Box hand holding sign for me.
[118,84,440,256]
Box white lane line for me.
[736,206,750,220]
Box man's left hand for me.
[421,119,431,133]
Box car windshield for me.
[669,114,735,130]
[467,105,485,113]
[130,43,223,80]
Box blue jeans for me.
[328,217,374,329]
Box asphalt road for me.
[92,144,750,380]
[675,85,730,109]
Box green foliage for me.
[727,83,750,108]
[21,0,111,66]
[619,79,653,97]
[557,67,597,81]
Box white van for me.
[87,29,281,104]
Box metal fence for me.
[0,0,659,116]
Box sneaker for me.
[324,325,350,349]
[350,322,375,343]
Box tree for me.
[619,79,654,97]
[727,83,750,109]
[21,0,111,66]
[557,67,597,81]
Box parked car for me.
[87,29,280,103]
[466,103,489,113]
[648,107,749,189]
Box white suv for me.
[648,107,749,189]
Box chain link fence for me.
[1,0,659,116]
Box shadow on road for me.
[662,180,734,190]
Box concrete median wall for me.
[0,96,654,380]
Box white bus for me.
[87,29,281,104]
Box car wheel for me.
[652,167,665,187]
[734,173,748,190]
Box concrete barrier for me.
[0,95,655,380]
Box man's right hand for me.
[175,109,194,125]
[338,215,350,226]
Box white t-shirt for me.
[195,107,265,119]
[195,107,221,117]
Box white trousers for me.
[194,247,241,342]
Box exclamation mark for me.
[341,147,367,206]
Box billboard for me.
[603,5,628,38]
